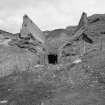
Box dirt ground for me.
[0,48,105,105]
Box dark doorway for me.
[48,54,58,64]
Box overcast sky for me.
[0,0,105,33]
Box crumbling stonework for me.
[0,12,95,77]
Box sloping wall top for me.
[20,15,45,43]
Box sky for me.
[0,0,105,33]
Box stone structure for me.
[18,12,93,65]
[0,12,94,78]
[60,12,93,62]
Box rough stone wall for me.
[0,45,39,77]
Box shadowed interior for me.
[48,54,58,64]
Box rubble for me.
[0,12,96,77]
[0,12,105,104]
